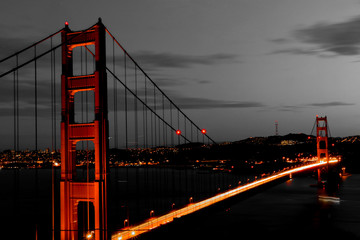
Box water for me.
[0,167,246,240]
[142,174,360,240]
[0,168,359,239]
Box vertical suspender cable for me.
[34,44,39,240]
[113,39,118,149]
[13,71,16,151]
[177,110,180,145]
[50,38,54,152]
[150,91,153,148]
[135,66,138,149]
[162,95,165,146]
[170,103,173,146]
[13,56,19,151]
[16,55,19,150]
[142,76,145,149]
[191,124,193,143]
[124,53,128,149]
[153,85,156,147]
[184,117,187,144]
[50,37,55,240]
[144,76,148,148]
[197,126,199,143]
[53,48,56,150]
[34,46,38,151]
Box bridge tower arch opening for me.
[60,19,108,240]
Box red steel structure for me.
[60,19,108,240]
[316,116,329,163]
[316,115,329,183]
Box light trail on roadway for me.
[112,159,339,240]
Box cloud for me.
[308,101,355,107]
[132,51,240,69]
[294,16,360,56]
[272,48,319,56]
[273,101,355,112]
[269,38,291,44]
[272,15,360,57]
[173,97,264,110]
[277,105,305,112]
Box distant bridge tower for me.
[316,115,329,184]
[316,115,329,163]
[60,19,108,240]
[275,121,279,136]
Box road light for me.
[150,210,154,218]
[86,231,94,239]
[124,219,129,228]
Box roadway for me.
[112,159,339,240]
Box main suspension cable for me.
[105,27,216,144]
[106,68,192,143]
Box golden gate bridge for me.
[0,19,340,240]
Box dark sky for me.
[1,0,360,149]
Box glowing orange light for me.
[113,159,340,240]
[176,130,181,135]
[201,129,207,134]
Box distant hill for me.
[234,133,313,145]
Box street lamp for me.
[124,219,129,228]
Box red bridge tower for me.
[316,115,329,163]
[316,115,329,184]
[60,19,108,240]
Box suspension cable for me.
[0,29,63,64]
[105,27,216,144]
[106,68,192,143]
[0,21,99,79]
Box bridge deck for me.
[112,159,339,240]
